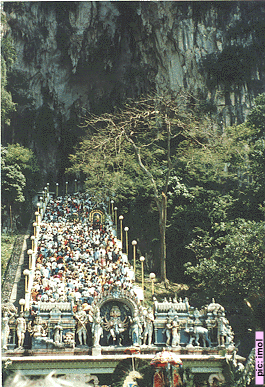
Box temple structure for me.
[2,188,245,387]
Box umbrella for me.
[124,347,141,355]
[124,347,141,371]
[150,349,182,368]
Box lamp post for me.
[31,235,35,251]
[111,200,114,220]
[35,211,39,226]
[114,207,118,231]
[27,249,33,270]
[56,183,59,196]
[33,222,37,237]
[19,299,25,313]
[23,269,30,293]
[150,273,156,295]
[47,182,49,194]
[124,227,129,256]
[44,187,47,200]
[140,256,145,291]
[39,196,43,217]
[119,215,124,248]
[75,179,77,192]
[66,181,68,195]
[132,240,137,272]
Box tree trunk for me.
[9,204,13,233]
[159,192,168,286]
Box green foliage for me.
[1,144,40,228]
[247,93,265,136]
[1,22,17,125]
[1,147,26,205]
[1,233,16,282]
[167,95,265,291]
[69,92,265,298]
[1,34,16,68]
[68,93,209,281]
[184,219,265,299]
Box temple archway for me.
[93,288,139,346]
[89,209,105,227]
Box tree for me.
[246,93,265,136]
[184,219,265,300]
[68,93,207,284]
[1,144,39,230]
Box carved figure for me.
[54,321,63,344]
[171,320,180,347]
[129,311,142,346]
[225,325,234,347]
[103,305,128,346]
[2,302,17,316]
[63,331,75,348]
[208,373,225,386]
[185,325,211,347]
[216,312,229,347]
[16,312,27,349]
[143,307,154,346]
[2,312,10,350]
[184,297,190,311]
[207,298,225,316]
[28,315,47,338]
[163,317,180,347]
[194,308,201,324]
[163,317,172,346]
[75,304,88,346]
[92,315,103,347]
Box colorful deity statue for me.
[103,305,128,346]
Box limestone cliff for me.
[3,1,265,179]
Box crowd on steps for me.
[31,193,135,309]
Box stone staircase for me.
[1,230,31,310]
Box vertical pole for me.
[140,256,145,291]
[132,240,137,273]
[10,205,12,232]
[124,227,129,256]
[111,200,114,221]
[114,207,117,232]
[119,216,124,249]
[126,229,128,256]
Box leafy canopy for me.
[1,143,39,206]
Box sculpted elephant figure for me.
[185,326,211,347]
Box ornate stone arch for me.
[95,289,139,317]
[91,288,140,346]
[89,209,105,224]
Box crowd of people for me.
[30,193,135,309]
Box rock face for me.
[3,1,265,178]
